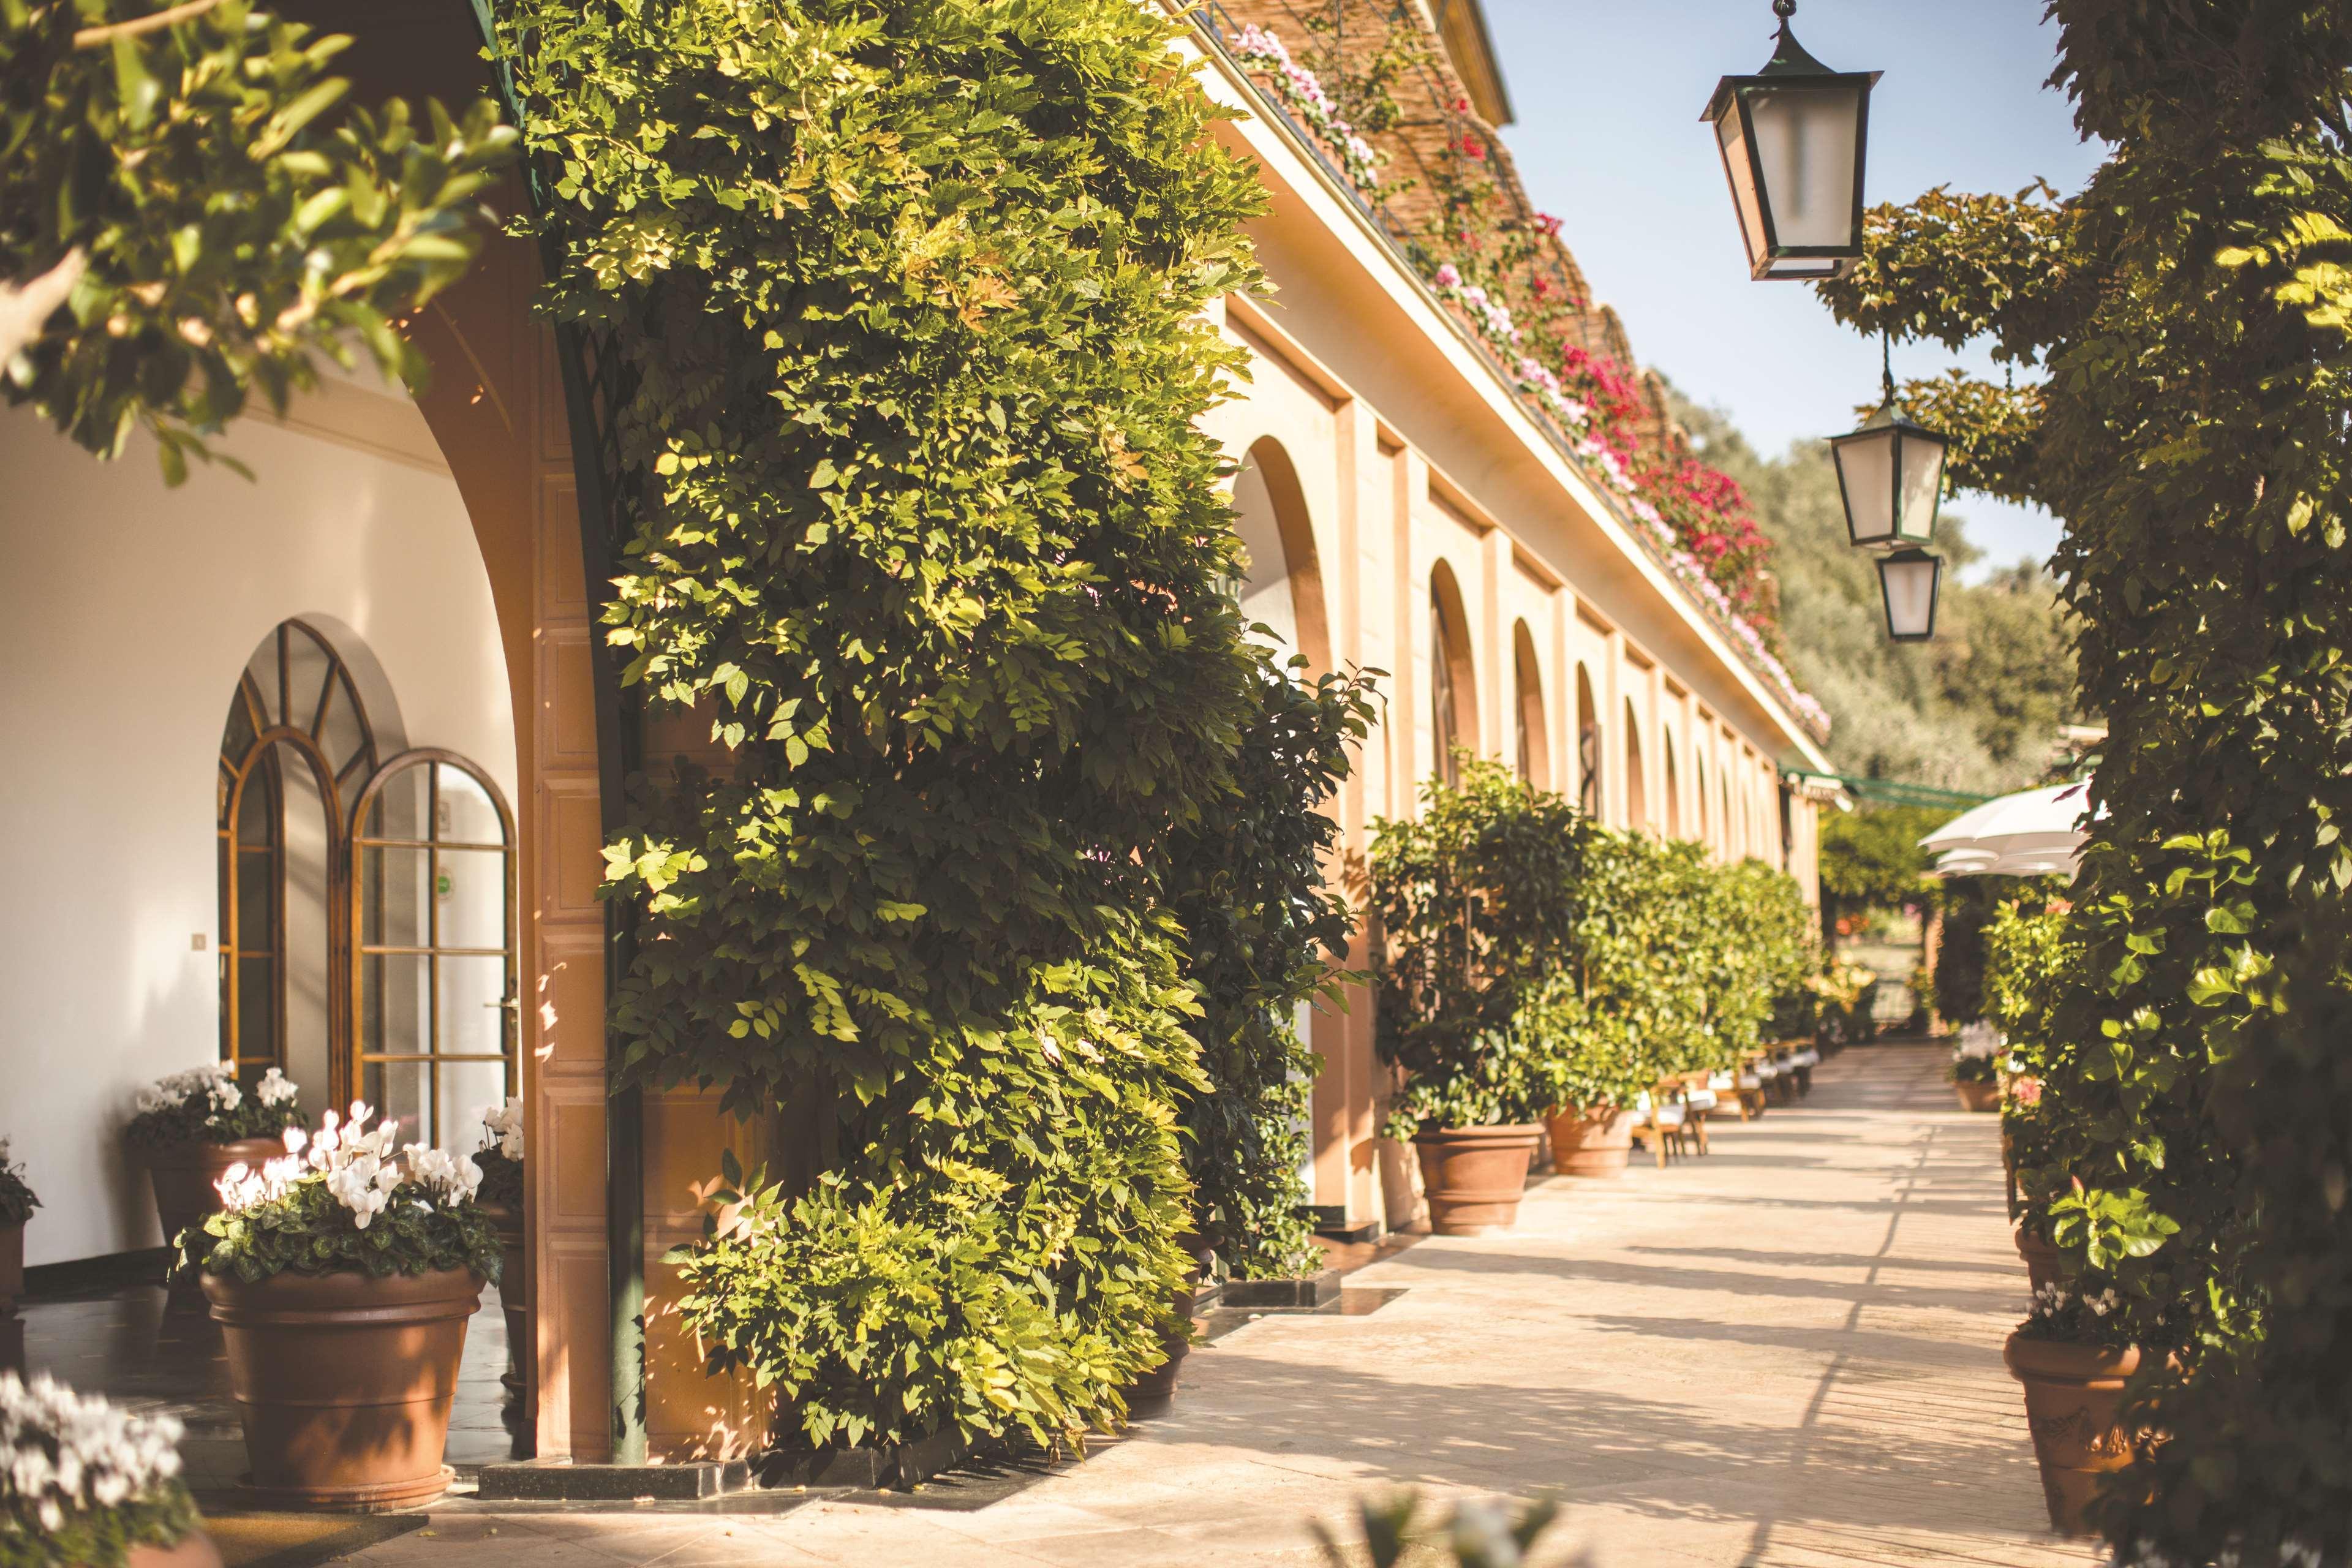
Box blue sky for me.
[1480,0,2107,578]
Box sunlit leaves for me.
[1,0,515,478]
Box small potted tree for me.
[125,1065,301,1303]
[1372,761,1584,1237]
[1,1372,217,1567]
[1385,1017,1553,1235]
[1531,988,1649,1180]
[184,1104,498,1509]
[0,1140,36,1317]
[471,1098,527,1394]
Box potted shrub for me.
[1528,986,1646,1180]
[2002,1281,2149,1536]
[1385,1021,1551,1236]
[1371,761,1584,1237]
[1,1371,217,1567]
[124,1065,301,1305]
[1948,1050,2002,1112]
[471,1098,527,1395]
[183,1104,497,1509]
[0,1139,36,1317]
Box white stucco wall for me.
[0,378,515,1266]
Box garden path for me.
[333,1044,2096,1567]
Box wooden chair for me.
[1707,1060,1766,1122]
[1774,1039,1821,1096]
[1632,1084,1695,1167]
[1672,1071,1717,1155]
[1743,1047,1793,1107]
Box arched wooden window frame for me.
[217,622,380,1081]
[1664,733,1681,839]
[1430,563,1477,788]
[1623,699,1648,832]
[1575,665,1600,818]
[1512,620,1548,791]
[347,748,519,1147]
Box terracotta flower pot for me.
[2003,1333,2144,1536]
[141,1138,284,1310]
[125,1529,225,1568]
[1413,1125,1540,1236]
[1544,1106,1634,1178]
[203,1267,484,1509]
[2016,1225,2070,1293]
[1129,1233,1212,1403]
[480,1201,529,1396]
[0,1221,21,1316]
[1954,1079,2002,1113]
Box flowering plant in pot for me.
[2002,1277,2171,1537]
[0,1140,37,1316]
[181,1104,498,1509]
[124,1065,300,1302]
[1948,1050,2002,1112]
[470,1098,527,1393]
[1,1372,216,1568]
[1371,761,1585,1236]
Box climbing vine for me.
[498,0,1272,1451]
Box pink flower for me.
[1434,262,1462,289]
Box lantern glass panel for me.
[1713,107,1770,274]
[1878,550,1941,641]
[1895,427,1948,545]
[1831,426,1896,546]
[1747,84,1864,251]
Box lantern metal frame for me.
[1877,548,1943,643]
[1700,0,1880,282]
[1830,401,1950,549]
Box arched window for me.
[1664,733,1681,839]
[1430,564,1477,788]
[1623,699,1648,832]
[1229,438,1332,676]
[215,619,515,1143]
[1512,620,1548,790]
[1575,665,1600,817]
[217,622,379,1096]
[350,752,518,1148]
[1695,754,1711,848]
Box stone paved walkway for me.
[332,1044,2095,1567]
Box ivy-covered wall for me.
[497,0,1285,1451]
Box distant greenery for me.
[1673,394,2081,794]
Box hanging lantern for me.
[1700,0,1880,281]
[1877,548,1942,642]
[1830,401,1950,548]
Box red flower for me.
[1460,133,1486,160]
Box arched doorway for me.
[1230,438,1332,676]
[1430,562,1477,787]
[1575,665,1600,817]
[1512,621,1548,790]
[1624,700,1648,832]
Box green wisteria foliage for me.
[1,0,514,480]
[1822,7,2352,1558]
[496,0,1277,1450]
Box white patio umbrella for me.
[1918,782,2097,879]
